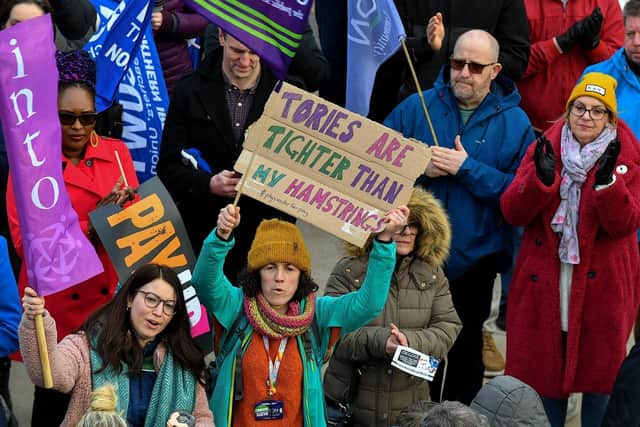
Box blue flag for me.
[84,0,152,112]
[117,33,169,183]
[188,37,201,70]
[86,0,169,183]
[346,0,405,116]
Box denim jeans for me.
[542,394,609,427]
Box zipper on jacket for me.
[301,337,312,427]
[227,332,253,426]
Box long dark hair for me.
[80,264,206,383]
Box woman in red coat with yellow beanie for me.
[501,72,640,427]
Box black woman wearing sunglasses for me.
[6,50,139,426]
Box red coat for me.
[519,0,624,131]
[7,136,139,343]
[501,120,640,398]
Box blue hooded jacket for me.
[583,49,640,242]
[384,67,534,280]
[583,48,640,140]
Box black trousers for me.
[31,386,70,427]
[431,255,498,404]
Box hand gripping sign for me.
[234,82,431,247]
[89,177,212,347]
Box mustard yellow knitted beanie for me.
[247,219,311,273]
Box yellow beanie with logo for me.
[566,72,618,123]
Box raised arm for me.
[191,205,243,328]
[317,207,408,333]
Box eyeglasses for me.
[399,223,419,236]
[570,102,608,121]
[449,58,496,74]
[58,112,98,126]
[136,290,177,316]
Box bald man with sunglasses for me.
[384,29,535,404]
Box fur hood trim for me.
[345,188,451,266]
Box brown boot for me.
[482,331,505,376]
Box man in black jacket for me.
[158,29,293,280]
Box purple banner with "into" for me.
[0,15,103,296]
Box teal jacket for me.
[192,229,396,426]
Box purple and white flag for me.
[0,15,103,296]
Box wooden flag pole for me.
[34,314,53,388]
[232,150,257,208]
[400,39,439,147]
[114,150,130,188]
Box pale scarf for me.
[550,123,616,264]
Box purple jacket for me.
[154,0,208,95]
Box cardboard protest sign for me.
[0,15,103,296]
[89,177,210,339]
[235,82,431,246]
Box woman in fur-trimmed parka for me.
[323,188,462,427]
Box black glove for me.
[556,9,602,53]
[579,7,603,50]
[594,139,620,187]
[534,135,555,186]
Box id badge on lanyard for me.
[254,336,288,421]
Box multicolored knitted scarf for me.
[243,292,316,339]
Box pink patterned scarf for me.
[551,123,615,264]
[243,292,316,339]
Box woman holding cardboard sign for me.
[192,203,407,426]
[6,49,139,424]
